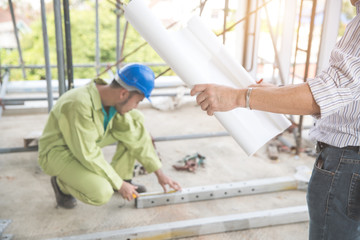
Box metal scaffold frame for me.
[42,166,311,239]
[0,131,230,154]
[0,1,344,237]
[47,205,309,240]
[0,0,340,109]
[135,174,307,209]
[1,0,274,106]
[0,0,271,154]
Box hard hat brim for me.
[114,74,152,102]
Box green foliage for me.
[339,1,357,36]
[1,0,171,81]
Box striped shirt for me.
[307,1,360,147]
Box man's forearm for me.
[245,83,320,115]
[154,169,164,179]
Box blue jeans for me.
[307,145,360,240]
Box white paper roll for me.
[124,0,291,155]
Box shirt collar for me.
[88,78,108,111]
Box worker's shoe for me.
[124,179,147,193]
[50,176,77,209]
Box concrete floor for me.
[0,101,315,239]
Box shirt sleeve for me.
[307,50,360,119]
[110,109,162,173]
[58,101,123,190]
[307,16,360,119]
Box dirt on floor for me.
[0,101,315,240]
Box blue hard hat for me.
[116,63,155,99]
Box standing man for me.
[191,1,360,239]
[38,63,181,209]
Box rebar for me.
[217,0,273,37]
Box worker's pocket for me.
[348,173,360,221]
[307,154,334,225]
[313,150,334,176]
[316,154,324,169]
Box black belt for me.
[316,141,360,153]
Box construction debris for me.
[267,141,279,160]
[133,164,147,177]
[172,153,205,172]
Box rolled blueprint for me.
[124,0,291,155]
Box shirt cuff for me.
[143,158,162,174]
[110,174,123,191]
[307,73,354,118]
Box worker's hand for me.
[118,181,138,201]
[190,84,241,116]
[155,169,182,193]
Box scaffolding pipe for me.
[199,0,208,16]
[0,132,229,154]
[0,146,38,154]
[1,62,168,69]
[40,0,54,112]
[97,41,147,77]
[120,21,129,63]
[297,0,318,154]
[316,0,341,74]
[303,0,317,83]
[0,46,2,81]
[222,0,229,44]
[278,0,296,85]
[96,3,192,78]
[247,0,259,74]
[8,0,26,79]
[217,0,272,36]
[63,0,74,90]
[0,71,10,119]
[95,0,100,74]
[292,0,304,85]
[1,92,192,105]
[155,67,171,79]
[242,0,251,68]
[262,0,286,85]
[3,78,185,94]
[116,0,121,71]
[53,0,66,96]
[153,132,229,142]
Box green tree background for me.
[0,0,171,81]
[1,0,357,81]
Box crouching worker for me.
[38,63,181,209]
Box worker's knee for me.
[89,185,114,206]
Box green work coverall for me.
[38,79,162,206]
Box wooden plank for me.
[23,131,42,148]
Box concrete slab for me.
[0,103,314,239]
